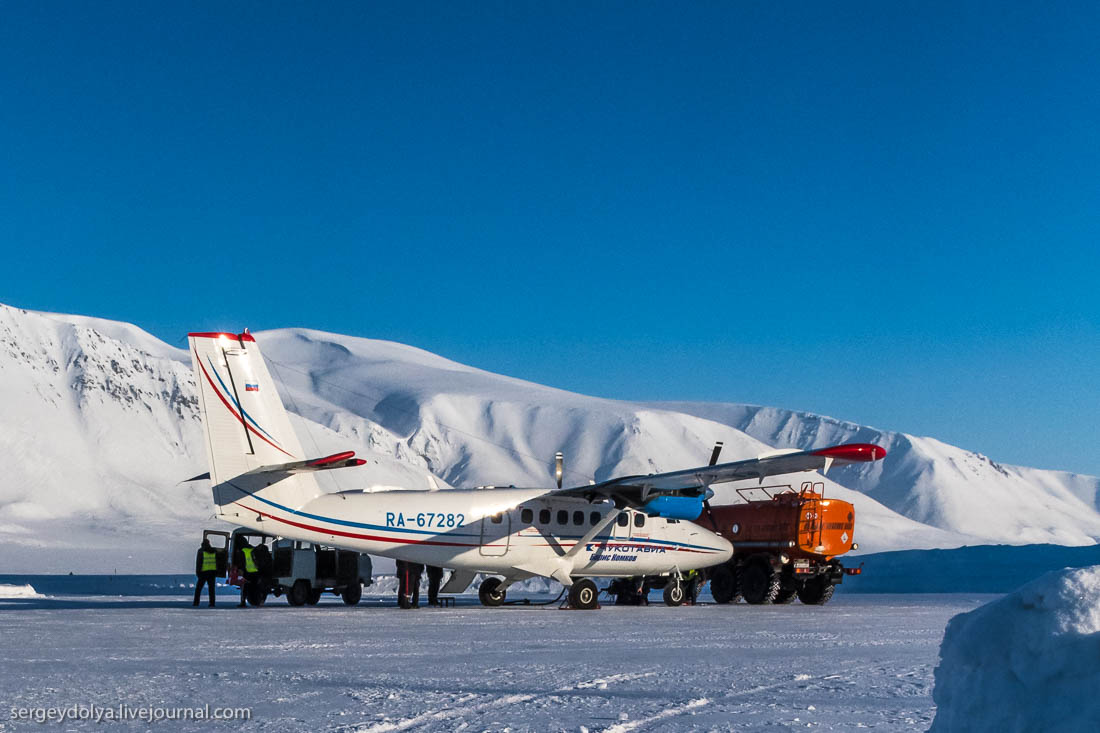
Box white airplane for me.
[189,330,884,609]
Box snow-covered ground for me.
[0,593,989,731]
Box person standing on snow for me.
[193,538,218,608]
[426,565,444,606]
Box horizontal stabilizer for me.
[244,451,367,477]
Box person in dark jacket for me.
[252,543,272,593]
[193,539,218,607]
[426,565,444,606]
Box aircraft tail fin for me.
[188,330,322,518]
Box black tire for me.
[246,585,267,607]
[774,583,798,604]
[709,564,740,604]
[478,577,506,607]
[288,579,310,607]
[741,561,780,605]
[568,579,599,610]
[663,582,685,607]
[797,577,836,605]
[341,582,362,606]
[307,589,323,605]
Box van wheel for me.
[663,582,685,607]
[741,561,780,604]
[341,583,362,606]
[568,579,599,610]
[288,579,310,607]
[478,577,506,607]
[307,589,322,605]
[246,585,267,607]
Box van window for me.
[539,508,550,524]
[573,511,584,526]
[617,513,629,527]
[491,513,503,524]
[590,511,601,525]
[634,513,646,528]
[521,508,533,524]
[557,510,568,525]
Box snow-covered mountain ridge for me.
[0,303,1096,572]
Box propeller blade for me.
[708,441,724,466]
[555,451,564,489]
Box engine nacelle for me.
[641,495,704,520]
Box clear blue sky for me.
[1,3,1097,475]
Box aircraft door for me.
[612,510,633,540]
[479,511,511,556]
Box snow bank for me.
[930,565,1100,732]
[0,583,44,598]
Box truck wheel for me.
[288,579,310,606]
[797,577,836,605]
[341,583,362,606]
[478,577,506,607]
[741,562,780,605]
[663,582,685,607]
[569,579,599,610]
[709,564,740,604]
[774,583,798,604]
[307,589,322,605]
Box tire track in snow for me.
[346,671,657,732]
[599,698,709,733]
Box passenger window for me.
[557,510,568,525]
[491,513,503,524]
[617,513,629,527]
[634,513,646,528]
[521,508,533,524]
[573,510,584,526]
[590,511,601,525]
[539,508,551,524]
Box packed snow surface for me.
[0,584,42,599]
[930,565,1100,732]
[0,593,987,731]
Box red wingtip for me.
[812,443,887,462]
[188,331,256,343]
[309,450,357,466]
[350,458,367,467]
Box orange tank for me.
[711,482,856,560]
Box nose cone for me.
[710,533,734,565]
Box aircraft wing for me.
[551,443,886,509]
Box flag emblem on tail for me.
[244,383,260,392]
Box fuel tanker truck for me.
[604,442,885,606]
[704,478,865,605]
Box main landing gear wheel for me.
[797,577,836,605]
[341,583,362,606]
[568,579,599,610]
[741,561,780,605]
[709,564,740,604]
[478,577,507,607]
[307,589,323,606]
[663,581,685,607]
[288,579,310,606]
